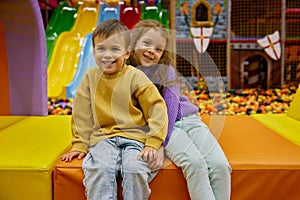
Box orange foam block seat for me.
[218,115,300,200]
[53,115,300,200]
[54,154,190,200]
[0,116,72,200]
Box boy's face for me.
[93,34,130,75]
[134,29,166,67]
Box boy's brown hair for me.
[92,19,130,48]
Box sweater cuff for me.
[71,142,88,154]
[145,137,163,150]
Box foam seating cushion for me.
[53,115,300,200]
[53,155,190,200]
[0,116,26,130]
[215,115,300,200]
[0,116,72,200]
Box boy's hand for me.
[61,151,86,162]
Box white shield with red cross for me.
[190,27,213,54]
[257,31,281,61]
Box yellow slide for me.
[48,1,100,98]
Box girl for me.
[129,19,232,200]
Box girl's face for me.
[93,35,130,75]
[134,29,167,67]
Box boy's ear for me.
[128,45,133,52]
[124,46,131,59]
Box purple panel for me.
[0,0,47,115]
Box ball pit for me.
[48,83,298,116]
[48,98,73,115]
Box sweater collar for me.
[98,64,129,79]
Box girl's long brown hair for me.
[129,20,176,96]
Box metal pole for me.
[226,0,231,89]
[281,0,286,85]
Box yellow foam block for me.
[0,115,72,200]
[0,116,27,130]
[287,84,300,121]
[252,114,300,146]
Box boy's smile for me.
[101,60,116,67]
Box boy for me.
[61,19,168,200]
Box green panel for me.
[141,3,169,28]
[46,2,78,65]
[141,4,161,22]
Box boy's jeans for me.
[82,136,156,200]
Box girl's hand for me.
[138,146,158,163]
[148,146,164,171]
[61,151,86,162]
[138,146,165,171]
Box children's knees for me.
[180,153,208,173]
[122,159,151,174]
[210,160,232,176]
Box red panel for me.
[120,4,141,30]
[0,20,10,115]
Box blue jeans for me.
[82,137,156,200]
[165,114,231,200]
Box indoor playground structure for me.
[176,0,300,90]
[1,0,300,200]
[47,0,172,99]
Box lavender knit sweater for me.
[137,65,199,146]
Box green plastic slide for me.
[46,1,78,65]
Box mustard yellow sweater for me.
[71,64,168,153]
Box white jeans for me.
[165,114,231,200]
[82,137,156,200]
